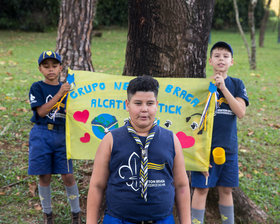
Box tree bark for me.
[123,0,214,78]
[56,0,97,80]
[259,0,272,47]
[248,0,257,70]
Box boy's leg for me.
[62,174,81,213]
[216,153,238,224]
[218,186,234,224]
[38,174,52,214]
[191,187,209,224]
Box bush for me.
[0,0,265,31]
[212,0,265,30]
[0,0,60,31]
[95,0,128,27]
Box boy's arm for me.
[87,132,112,224]
[36,82,70,117]
[221,88,246,119]
[214,74,246,119]
[173,134,191,224]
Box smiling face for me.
[39,58,62,85]
[126,91,158,136]
[209,48,233,75]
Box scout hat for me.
[210,41,233,56]
[38,50,62,65]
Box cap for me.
[210,41,233,56]
[38,51,62,65]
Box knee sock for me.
[38,184,52,214]
[65,184,80,213]
[219,204,234,224]
[191,208,205,224]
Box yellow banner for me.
[66,70,215,171]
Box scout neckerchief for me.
[126,119,157,202]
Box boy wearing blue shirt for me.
[28,51,81,224]
[87,76,191,224]
[191,42,249,224]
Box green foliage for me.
[212,0,265,30]
[0,27,279,223]
[0,0,60,31]
[0,0,267,31]
[95,0,128,27]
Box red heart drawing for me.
[80,132,90,143]
[73,110,89,123]
[176,131,195,148]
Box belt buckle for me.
[47,123,54,130]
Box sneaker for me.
[43,212,54,224]
[72,212,81,224]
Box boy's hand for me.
[58,82,71,97]
[201,164,212,178]
[202,171,209,178]
[213,73,226,91]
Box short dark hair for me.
[210,41,233,57]
[127,75,159,100]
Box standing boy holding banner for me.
[28,51,81,223]
[191,42,249,224]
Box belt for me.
[131,221,156,224]
[47,123,58,130]
[34,123,65,131]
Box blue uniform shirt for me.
[29,81,66,125]
[106,125,175,221]
[211,76,249,154]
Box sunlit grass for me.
[0,27,279,223]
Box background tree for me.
[123,0,214,78]
[248,0,258,70]
[233,0,257,70]
[212,0,264,30]
[56,0,98,79]
[259,0,272,47]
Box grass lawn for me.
[0,27,279,223]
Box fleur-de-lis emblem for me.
[118,152,140,191]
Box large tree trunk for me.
[123,0,214,78]
[259,0,272,47]
[248,0,257,70]
[56,0,97,80]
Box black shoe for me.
[43,212,53,224]
[72,212,81,224]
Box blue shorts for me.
[28,124,73,175]
[191,152,239,188]
[103,214,175,224]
